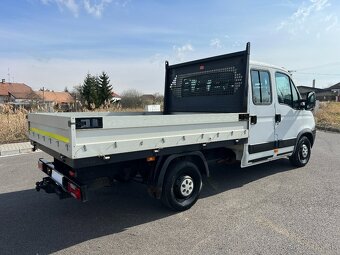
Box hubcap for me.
[301,144,308,158]
[177,176,194,197]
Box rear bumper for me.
[36,158,87,201]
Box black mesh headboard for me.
[164,43,250,113]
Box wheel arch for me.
[290,129,314,167]
[296,128,315,149]
[155,151,209,195]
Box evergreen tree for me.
[81,73,98,109]
[98,71,113,106]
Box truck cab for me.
[243,61,316,167]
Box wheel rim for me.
[298,143,309,163]
[301,144,308,158]
[176,175,194,198]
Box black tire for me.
[290,136,311,167]
[161,161,202,211]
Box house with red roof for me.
[111,91,121,103]
[34,91,74,105]
[0,80,37,105]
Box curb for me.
[0,142,33,157]
[316,125,340,133]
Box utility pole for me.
[42,87,45,105]
[75,93,78,112]
[335,89,340,102]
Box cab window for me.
[291,80,300,109]
[251,70,272,105]
[275,72,292,106]
[275,72,301,109]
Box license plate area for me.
[51,170,64,186]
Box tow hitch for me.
[36,177,71,199]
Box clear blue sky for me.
[1,0,340,93]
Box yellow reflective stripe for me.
[30,127,70,143]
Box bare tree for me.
[120,89,143,109]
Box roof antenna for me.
[7,68,10,83]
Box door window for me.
[275,72,293,106]
[251,70,272,105]
[275,72,301,109]
[291,80,300,109]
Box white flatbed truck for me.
[29,43,316,211]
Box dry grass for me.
[0,111,28,144]
[315,102,340,130]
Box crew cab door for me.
[273,72,303,154]
[242,69,275,167]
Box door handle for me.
[250,115,257,125]
[275,114,281,123]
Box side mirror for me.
[305,91,316,110]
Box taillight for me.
[67,182,82,200]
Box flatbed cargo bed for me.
[28,112,249,168]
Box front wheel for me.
[161,161,202,211]
[290,136,311,167]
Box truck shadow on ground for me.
[0,159,296,254]
[201,158,296,198]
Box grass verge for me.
[0,111,28,144]
[315,102,340,130]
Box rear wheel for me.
[290,136,311,167]
[161,161,202,211]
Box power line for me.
[294,72,340,76]
[295,62,340,71]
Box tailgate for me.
[28,113,73,158]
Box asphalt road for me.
[0,131,339,255]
